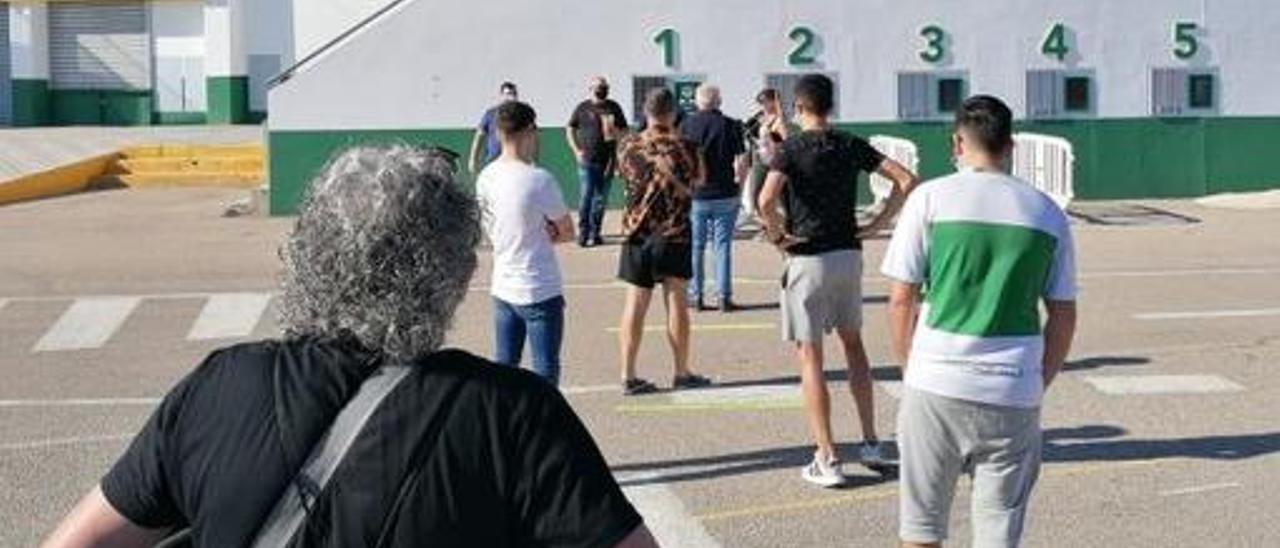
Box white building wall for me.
[246,0,294,112]
[273,0,1280,131]
[291,0,390,60]
[8,2,48,80]
[152,1,205,113]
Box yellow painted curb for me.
[0,153,118,207]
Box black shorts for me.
[618,236,692,288]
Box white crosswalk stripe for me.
[187,293,273,341]
[33,297,141,352]
[1083,374,1245,395]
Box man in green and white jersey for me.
[881,95,1077,548]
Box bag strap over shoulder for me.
[250,365,414,548]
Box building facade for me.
[1,0,293,126]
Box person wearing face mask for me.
[469,82,519,174]
[566,76,630,247]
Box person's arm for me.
[468,129,486,175]
[42,488,171,548]
[858,158,920,238]
[614,525,660,548]
[546,213,576,244]
[565,126,585,164]
[758,170,803,249]
[1042,300,1077,388]
[887,281,921,370]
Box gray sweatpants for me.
[897,387,1042,548]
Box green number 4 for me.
[919,25,946,63]
[1041,22,1070,62]
[1173,22,1199,60]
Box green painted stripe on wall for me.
[207,76,250,124]
[154,111,208,125]
[267,117,1280,216]
[11,79,52,127]
[51,89,154,126]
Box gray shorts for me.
[780,250,862,342]
[897,387,1042,548]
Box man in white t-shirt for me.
[881,95,1077,548]
[476,101,576,385]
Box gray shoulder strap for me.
[251,365,413,548]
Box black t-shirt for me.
[568,100,629,167]
[100,339,641,547]
[770,129,886,255]
[680,109,746,201]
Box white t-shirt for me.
[476,160,570,305]
[881,170,1077,408]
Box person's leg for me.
[688,200,709,306]
[797,340,837,460]
[576,166,595,245]
[619,285,653,382]
[491,297,526,368]
[969,406,1042,548]
[589,166,609,243]
[523,296,565,386]
[837,326,879,443]
[898,387,965,548]
[710,198,739,305]
[661,278,692,378]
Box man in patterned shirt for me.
[614,87,714,396]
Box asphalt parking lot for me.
[1,187,1277,547]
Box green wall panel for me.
[207,76,250,124]
[268,117,1280,216]
[51,89,153,126]
[155,111,208,125]
[11,79,52,126]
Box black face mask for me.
[593,87,609,100]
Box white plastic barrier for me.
[868,135,919,206]
[1011,133,1075,210]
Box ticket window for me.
[1152,68,1218,116]
[631,75,704,128]
[1026,70,1094,119]
[765,72,840,119]
[898,71,967,121]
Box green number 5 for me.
[1173,22,1199,60]
[919,25,946,63]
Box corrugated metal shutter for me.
[1026,69,1062,119]
[897,72,930,120]
[0,3,12,125]
[631,75,668,125]
[50,1,151,90]
[1151,68,1187,116]
[766,73,838,119]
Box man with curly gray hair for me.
[44,146,658,548]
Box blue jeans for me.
[492,296,565,385]
[689,197,740,300]
[577,164,609,242]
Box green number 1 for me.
[1041,22,1070,61]
[919,25,946,63]
[1173,22,1199,59]
[654,28,678,68]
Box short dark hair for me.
[955,95,1014,154]
[756,88,779,104]
[495,101,536,136]
[499,81,517,94]
[644,87,676,119]
[794,74,834,116]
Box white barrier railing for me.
[1011,132,1075,210]
[868,135,919,206]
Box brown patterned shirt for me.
[616,130,701,242]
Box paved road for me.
[2,188,1277,547]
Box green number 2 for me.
[919,25,946,63]
[1173,22,1199,59]
[788,26,818,66]
[653,28,678,68]
[1041,22,1070,61]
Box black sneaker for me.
[590,236,606,247]
[623,378,659,396]
[672,373,713,390]
[688,296,705,311]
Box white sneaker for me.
[801,453,847,488]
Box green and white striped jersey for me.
[881,169,1077,408]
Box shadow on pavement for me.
[714,366,903,389]
[1044,426,1280,463]
[613,441,898,489]
[1063,355,1151,372]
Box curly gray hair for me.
[278,145,480,363]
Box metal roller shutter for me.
[49,1,151,91]
[0,3,12,125]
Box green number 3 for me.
[919,25,946,63]
[788,26,818,66]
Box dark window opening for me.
[937,78,964,113]
[1064,76,1091,112]
[1188,74,1214,109]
